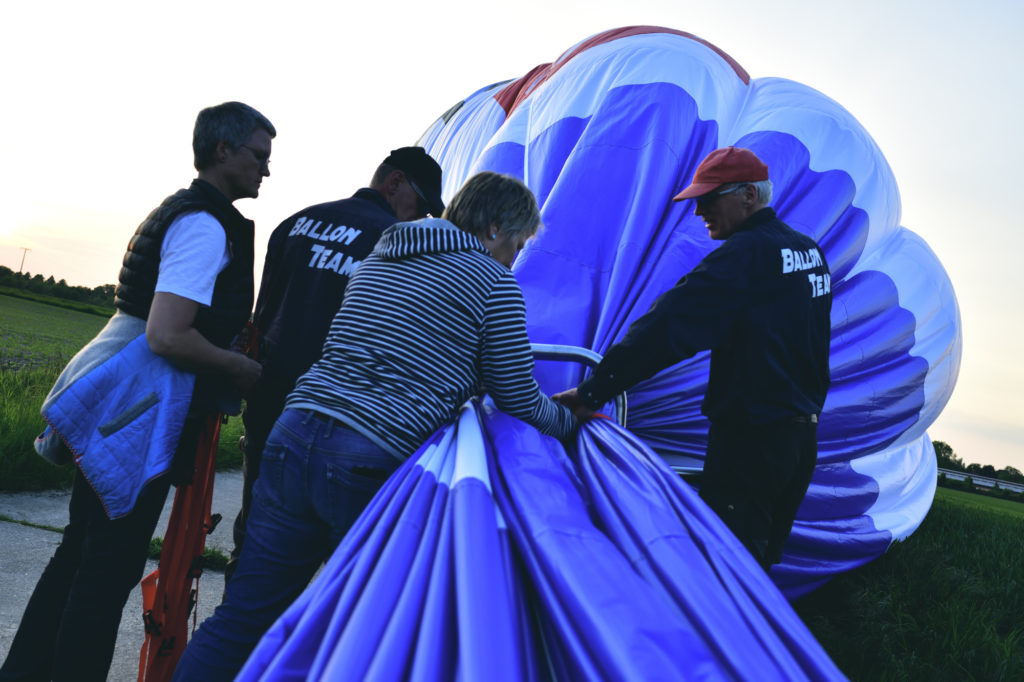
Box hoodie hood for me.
[373,217,490,261]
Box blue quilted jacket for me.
[39,324,194,519]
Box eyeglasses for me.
[240,144,271,168]
[406,174,430,216]
[694,183,746,208]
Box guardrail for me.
[937,467,1024,494]
[530,344,709,475]
[530,343,628,426]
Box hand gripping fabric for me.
[416,25,959,595]
[239,401,846,680]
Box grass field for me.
[0,284,114,319]
[795,487,1024,680]
[935,485,1024,519]
[0,294,242,490]
[0,293,108,370]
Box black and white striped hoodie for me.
[286,218,576,459]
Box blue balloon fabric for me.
[239,402,847,680]
[417,26,961,595]
[236,25,962,679]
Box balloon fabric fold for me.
[416,25,961,594]
[235,23,962,681]
[240,401,847,680]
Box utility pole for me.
[18,247,31,274]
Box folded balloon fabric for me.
[416,25,958,598]
[238,401,846,681]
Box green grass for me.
[0,294,245,491]
[0,293,109,370]
[795,488,1024,681]
[216,416,244,469]
[148,536,230,572]
[0,379,245,492]
[0,362,77,490]
[935,485,1024,519]
[0,284,114,318]
[0,294,101,488]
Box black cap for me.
[383,147,445,216]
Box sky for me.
[1,0,1021,471]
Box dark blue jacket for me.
[253,189,397,389]
[579,207,832,423]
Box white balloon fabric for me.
[417,26,961,595]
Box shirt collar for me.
[735,206,777,234]
[353,187,396,217]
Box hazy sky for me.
[1,0,1021,470]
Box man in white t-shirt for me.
[1,102,275,682]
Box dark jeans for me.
[225,380,289,585]
[0,470,171,682]
[699,417,818,569]
[172,408,400,681]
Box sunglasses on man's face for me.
[695,183,746,208]
[239,144,271,168]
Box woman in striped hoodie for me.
[173,171,577,681]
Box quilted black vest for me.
[114,179,254,349]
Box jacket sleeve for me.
[480,272,576,438]
[578,239,753,410]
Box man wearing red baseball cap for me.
[555,146,833,570]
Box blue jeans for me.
[172,409,400,681]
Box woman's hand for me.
[552,388,596,422]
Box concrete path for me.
[0,470,243,681]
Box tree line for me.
[934,440,1023,484]
[0,265,115,310]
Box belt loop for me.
[301,410,314,425]
[323,415,334,439]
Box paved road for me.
[0,470,243,681]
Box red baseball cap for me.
[673,146,769,201]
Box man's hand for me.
[231,320,261,358]
[552,388,596,421]
[231,353,263,394]
[148,291,262,392]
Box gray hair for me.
[716,180,773,205]
[749,179,773,204]
[369,162,398,187]
[442,172,540,241]
[193,102,276,171]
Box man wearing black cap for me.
[224,147,444,583]
[555,146,832,570]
